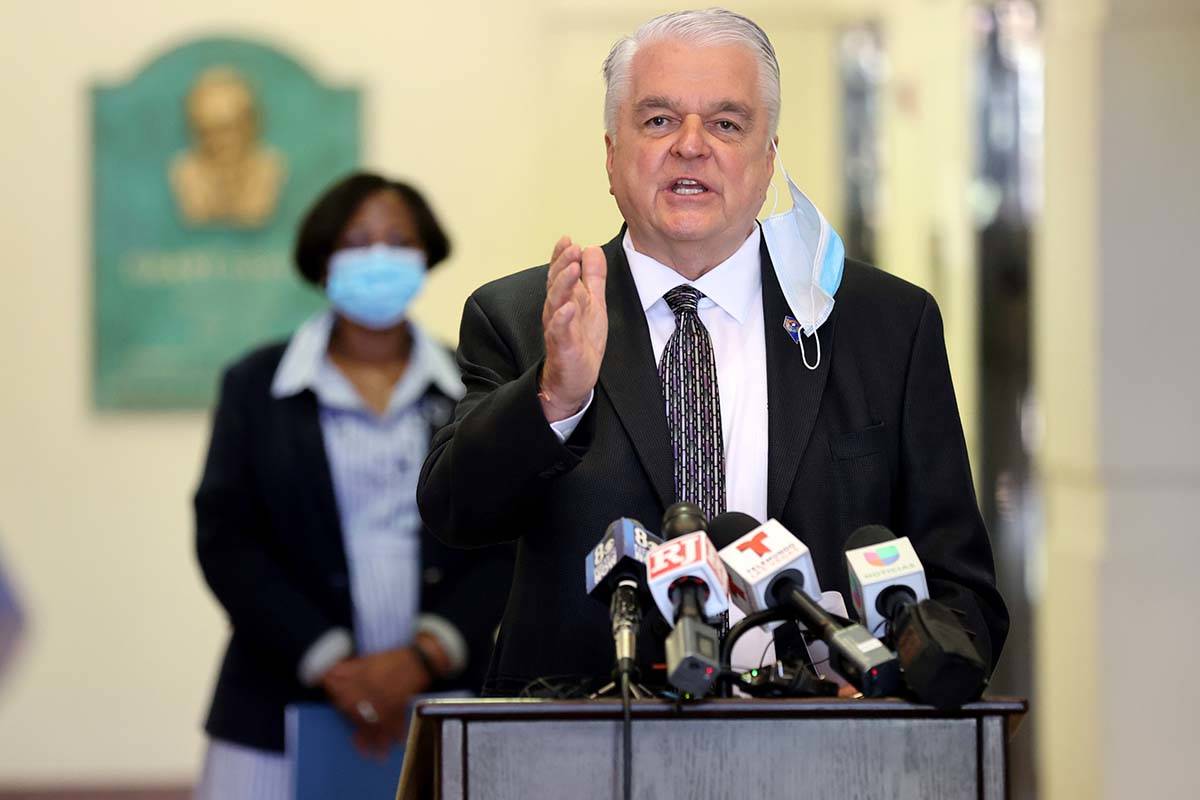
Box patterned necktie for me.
[659,284,726,519]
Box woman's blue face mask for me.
[325,244,427,330]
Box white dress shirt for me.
[553,227,769,524]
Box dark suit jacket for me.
[417,231,1008,695]
[195,342,514,752]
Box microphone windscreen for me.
[645,532,730,622]
[899,599,987,708]
[584,518,659,600]
[708,511,761,549]
[661,502,708,540]
[844,524,896,552]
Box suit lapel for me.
[597,233,675,510]
[761,238,836,520]
[281,390,348,574]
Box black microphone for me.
[719,518,901,697]
[844,525,987,708]
[584,518,662,680]
[661,501,710,540]
[707,511,759,549]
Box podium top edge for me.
[412,696,1029,721]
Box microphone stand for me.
[589,582,653,699]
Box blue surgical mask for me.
[326,244,426,330]
[760,143,845,370]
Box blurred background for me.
[0,0,1196,797]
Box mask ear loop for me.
[766,140,782,218]
[797,278,821,371]
[771,140,800,206]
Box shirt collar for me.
[271,310,464,410]
[271,310,333,399]
[622,225,762,323]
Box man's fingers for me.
[543,260,581,326]
[580,246,607,303]
[547,300,578,340]
[545,243,604,367]
[550,235,572,266]
[547,243,581,287]
[573,280,593,319]
[544,301,580,358]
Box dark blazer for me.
[195,341,514,752]
[417,231,1008,695]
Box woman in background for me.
[193,173,511,798]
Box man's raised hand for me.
[539,236,608,422]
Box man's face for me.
[190,84,256,163]
[605,39,775,263]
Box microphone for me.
[584,518,663,680]
[661,501,710,541]
[845,525,987,708]
[586,520,663,800]
[645,503,729,695]
[719,519,901,697]
[707,511,760,550]
[709,512,814,669]
[844,524,928,635]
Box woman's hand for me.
[322,647,434,756]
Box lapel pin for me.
[783,315,802,345]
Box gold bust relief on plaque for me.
[169,66,287,228]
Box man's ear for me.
[605,132,616,195]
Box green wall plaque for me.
[92,37,359,409]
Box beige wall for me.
[1038,1,1200,798]
[0,0,547,782]
[0,0,984,785]
[1037,2,1105,795]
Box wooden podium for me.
[396,697,1027,799]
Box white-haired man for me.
[418,8,1008,693]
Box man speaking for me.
[418,8,1008,694]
